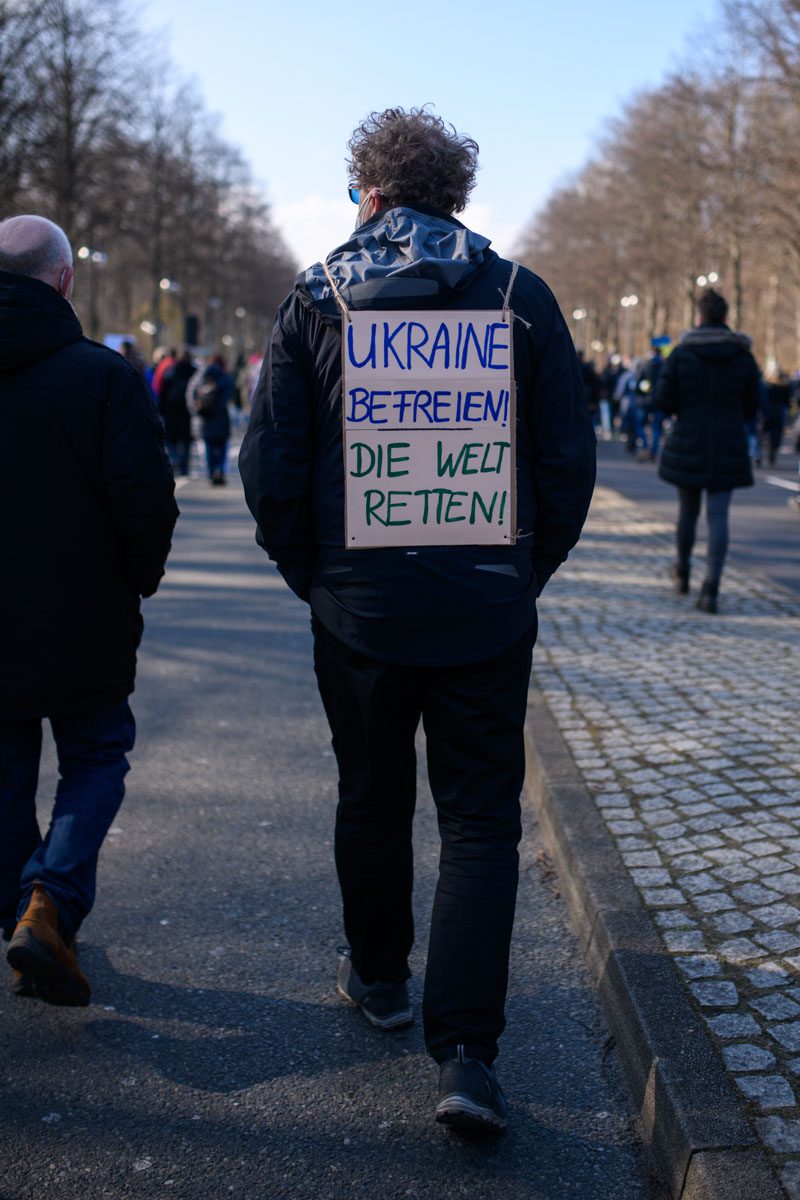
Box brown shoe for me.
[6,885,91,1007]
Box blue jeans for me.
[205,439,227,479]
[166,439,191,476]
[0,700,135,941]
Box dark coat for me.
[656,325,760,492]
[198,363,232,443]
[762,382,792,433]
[0,271,179,719]
[158,358,195,442]
[239,206,596,668]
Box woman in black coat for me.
[656,290,760,612]
[195,355,233,485]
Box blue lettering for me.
[369,390,390,424]
[429,322,451,369]
[391,390,416,422]
[463,391,484,421]
[348,387,371,422]
[347,323,377,369]
[383,321,407,369]
[486,322,510,370]
[460,322,487,369]
[407,322,432,368]
[412,390,433,423]
[432,390,452,423]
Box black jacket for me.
[159,358,195,442]
[656,325,760,491]
[198,363,232,443]
[0,271,179,718]
[239,207,595,667]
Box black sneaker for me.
[435,1046,508,1135]
[336,952,412,1031]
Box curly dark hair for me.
[346,107,480,214]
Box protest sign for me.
[342,310,516,548]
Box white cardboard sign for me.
[342,310,516,548]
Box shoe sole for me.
[336,984,413,1030]
[6,930,90,1007]
[435,1094,507,1135]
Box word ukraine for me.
[343,310,516,549]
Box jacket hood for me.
[301,206,494,316]
[0,271,83,373]
[681,323,752,363]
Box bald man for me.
[0,215,179,1006]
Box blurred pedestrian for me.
[637,346,664,462]
[0,215,178,1006]
[617,359,648,454]
[598,354,622,437]
[195,354,232,485]
[152,346,177,398]
[577,349,600,432]
[240,106,595,1135]
[762,368,792,466]
[120,338,147,378]
[656,288,760,612]
[159,348,195,476]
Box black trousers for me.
[312,617,535,1066]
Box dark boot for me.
[696,582,718,614]
[10,969,35,998]
[6,884,91,1007]
[670,564,689,595]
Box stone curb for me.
[524,690,785,1200]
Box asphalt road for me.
[0,469,661,1200]
[597,437,800,595]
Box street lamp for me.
[157,279,182,347]
[76,246,107,338]
[571,307,588,352]
[620,294,639,358]
[234,305,247,358]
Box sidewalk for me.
[533,484,800,1197]
[0,477,655,1200]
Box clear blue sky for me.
[141,0,721,267]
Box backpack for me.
[195,376,220,417]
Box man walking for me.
[240,108,595,1133]
[0,215,178,1006]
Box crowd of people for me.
[578,299,800,613]
[579,343,800,473]
[120,342,263,485]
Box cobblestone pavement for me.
[533,484,800,1198]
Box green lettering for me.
[471,491,498,525]
[444,491,468,522]
[386,442,411,478]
